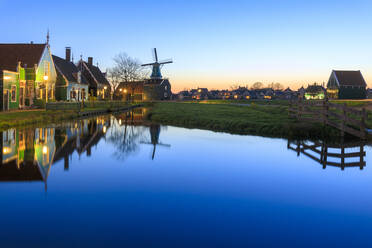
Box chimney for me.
[88,57,93,66]
[65,47,71,62]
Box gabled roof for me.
[0,43,46,71]
[333,70,366,87]
[52,55,88,85]
[79,61,110,86]
[306,85,324,93]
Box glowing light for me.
[246,96,250,100]
[3,76,11,80]
[198,89,202,93]
[43,75,49,81]
[103,126,107,133]
[124,89,127,93]
[42,146,48,154]
[3,147,11,154]
[119,119,122,125]
[104,86,107,90]
[119,88,122,92]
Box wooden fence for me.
[289,99,368,139]
[287,140,366,170]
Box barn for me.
[327,70,367,99]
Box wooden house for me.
[0,42,57,110]
[327,70,367,99]
[304,84,325,100]
[53,48,89,102]
[114,81,144,101]
[77,57,110,100]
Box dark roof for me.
[0,160,43,181]
[306,85,324,93]
[0,43,46,71]
[52,55,88,85]
[334,70,366,87]
[82,61,110,86]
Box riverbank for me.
[146,101,360,140]
[0,104,137,131]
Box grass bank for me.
[146,102,348,139]
[0,103,136,131]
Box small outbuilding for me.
[304,84,325,100]
[327,70,367,99]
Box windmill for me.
[141,48,173,79]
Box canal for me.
[0,108,372,247]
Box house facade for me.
[0,43,57,111]
[77,57,110,100]
[53,48,89,101]
[304,84,325,100]
[327,70,367,99]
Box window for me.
[44,61,50,75]
[11,86,16,102]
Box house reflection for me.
[288,140,367,170]
[0,116,111,188]
[0,108,170,187]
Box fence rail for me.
[287,140,366,170]
[289,99,368,139]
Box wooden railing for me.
[289,99,368,139]
[287,140,366,170]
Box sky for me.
[1,0,372,92]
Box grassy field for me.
[146,101,343,139]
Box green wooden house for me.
[0,42,57,111]
[327,70,367,99]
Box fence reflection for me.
[288,140,366,170]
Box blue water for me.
[0,112,372,247]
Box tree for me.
[251,82,264,90]
[108,53,147,94]
[268,82,284,91]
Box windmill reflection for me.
[141,124,171,160]
[288,140,366,170]
[109,108,170,160]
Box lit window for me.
[11,86,16,102]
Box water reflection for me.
[288,140,367,170]
[0,108,168,188]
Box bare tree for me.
[251,82,264,90]
[108,53,147,95]
[268,82,284,91]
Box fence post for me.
[360,144,364,170]
[297,98,302,121]
[341,103,346,137]
[361,108,367,139]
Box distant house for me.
[327,70,367,99]
[53,48,88,101]
[305,84,325,100]
[0,42,57,110]
[297,86,305,99]
[177,90,192,100]
[193,88,208,100]
[77,57,110,100]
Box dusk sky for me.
[1,0,372,92]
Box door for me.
[3,90,9,111]
[19,87,24,108]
